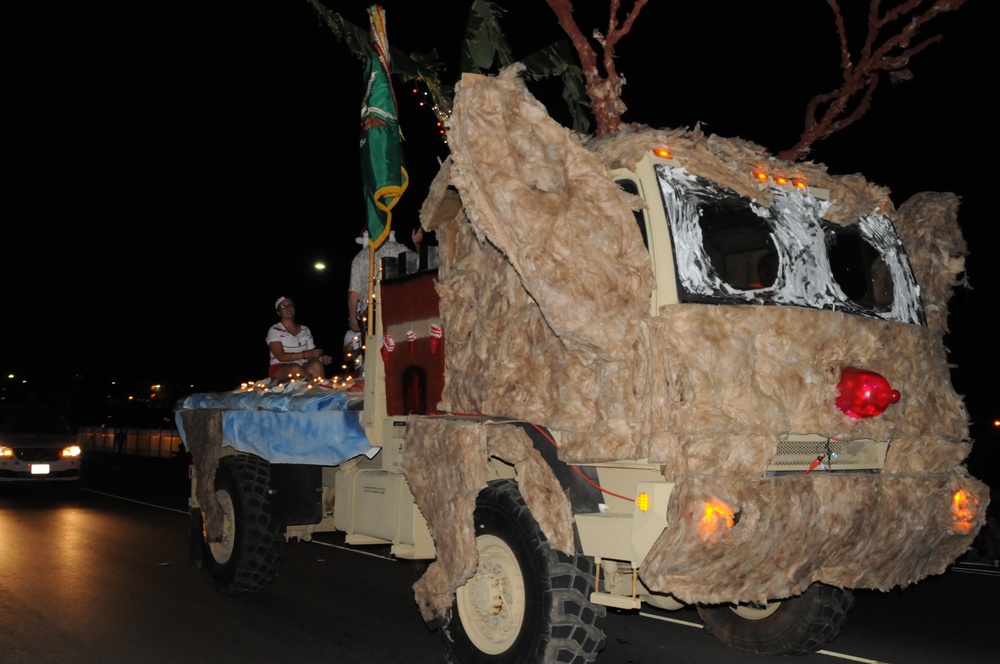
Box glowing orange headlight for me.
[698,498,736,542]
[952,490,978,534]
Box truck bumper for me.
[639,469,989,605]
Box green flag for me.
[360,55,407,250]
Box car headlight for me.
[61,445,82,458]
[0,446,13,457]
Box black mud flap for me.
[269,464,323,526]
[188,507,204,569]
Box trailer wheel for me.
[203,454,284,593]
[443,479,606,664]
[697,582,853,656]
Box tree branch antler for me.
[545,0,649,134]
[779,0,965,161]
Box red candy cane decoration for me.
[429,323,443,355]
[381,333,396,364]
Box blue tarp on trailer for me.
[174,388,375,465]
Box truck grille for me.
[765,436,888,475]
[14,448,63,462]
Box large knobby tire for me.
[697,582,854,656]
[203,454,284,593]
[443,479,606,664]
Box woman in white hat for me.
[267,296,331,381]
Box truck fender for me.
[485,423,576,554]
[404,416,588,627]
[515,422,605,515]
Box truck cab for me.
[398,69,988,660]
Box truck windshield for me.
[655,165,924,325]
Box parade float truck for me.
[175,67,989,663]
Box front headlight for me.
[951,489,981,534]
[61,445,82,458]
[0,446,13,457]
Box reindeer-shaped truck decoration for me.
[176,67,988,663]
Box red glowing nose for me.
[835,367,901,419]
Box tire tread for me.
[699,582,854,656]
[210,454,284,593]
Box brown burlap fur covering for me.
[404,66,988,619]
[180,409,225,542]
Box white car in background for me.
[0,403,82,483]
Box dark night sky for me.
[5,1,996,475]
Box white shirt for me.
[266,323,314,365]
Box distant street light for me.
[314,261,326,271]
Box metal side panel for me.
[575,512,634,562]
[334,466,435,559]
[575,481,673,565]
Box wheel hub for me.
[207,488,236,564]
[455,534,526,654]
[470,565,505,616]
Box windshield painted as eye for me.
[655,165,924,325]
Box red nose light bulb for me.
[835,367,901,419]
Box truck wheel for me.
[203,454,284,593]
[697,582,853,656]
[443,479,606,664]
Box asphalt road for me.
[0,456,995,664]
